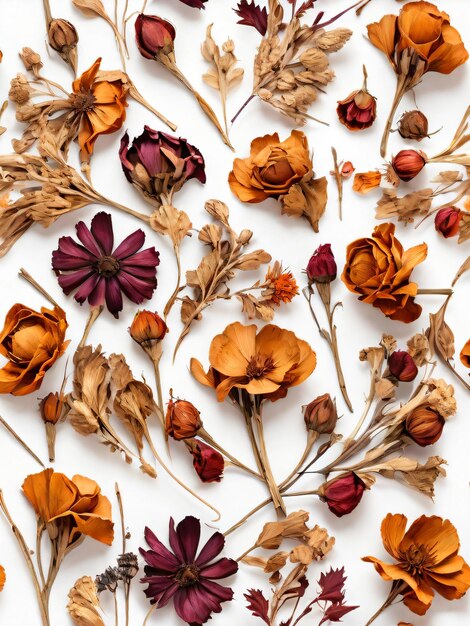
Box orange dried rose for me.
[363,513,470,616]
[72,58,127,165]
[191,321,316,402]
[460,339,470,368]
[228,131,311,202]
[22,468,113,546]
[352,171,381,194]
[342,223,427,323]
[0,304,69,396]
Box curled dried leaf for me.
[67,576,105,626]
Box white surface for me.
[0,0,469,624]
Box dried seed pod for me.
[397,110,429,141]
[48,18,79,74]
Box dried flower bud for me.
[8,74,31,105]
[392,150,427,181]
[405,404,445,447]
[303,393,337,434]
[186,439,224,483]
[117,553,139,581]
[165,398,202,440]
[299,48,329,72]
[337,69,377,131]
[19,47,43,73]
[320,473,366,518]
[340,161,355,178]
[48,19,79,71]
[407,334,429,367]
[129,310,168,353]
[95,567,119,593]
[397,110,429,141]
[434,207,461,238]
[388,350,418,382]
[306,244,337,284]
[39,392,64,424]
[135,14,176,58]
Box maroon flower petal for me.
[119,132,134,181]
[57,269,95,295]
[119,248,160,267]
[199,557,238,580]
[87,276,106,308]
[117,271,156,303]
[53,236,97,264]
[176,516,201,563]
[118,263,159,280]
[105,277,123,317]
[168,518,186,563]
[198,578,234,603]
[196,532,225,567]
[73,273,101,303]
[142,527,181,569]
[90,212,114,255]
[141,576,179,606]
[113,229,146,259]
[174,586,211,624]
[75,220,103,257]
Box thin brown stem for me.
[42,0,52,25]
[417,288,453,296]
[365,582,407,626]
[380,74,407,158]
[163,246,182,320]
[19,268,60,308]
[115,483,127,554]
[78,306,103,349]
[231,93,256,126]
[198,427,262,479]
[142,601,157,626]
[0,414,45,468]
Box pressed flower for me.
[187,439,225,483]
[388,351,418,382]
[140,517,238,624]
[190,321,316,402]
[363,513,470,620]
[263,265,298,304]
[460,339,470,368]
[52,212,159,318]
[337,66,377,131]
[352,171,381,193]
[342,223,428,323]
[0,304,69,395]
[320,473,366,517]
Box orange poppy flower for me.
[363,513,470,615]
[460,339,470,368]
[22,468,114,546]
[190,321,316,402]
[71,58,127,165]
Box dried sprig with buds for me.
[174,200,273,357]
[232,0,359,126]
[330,149,354,220]
[201,25,244,138]
[304,244,353,411]
[42,0,79,74]
[242,511,358,626]
[39,370,68,462]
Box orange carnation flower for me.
[342,223,427,323]
[363,513,470,617]
[0,304,69,396]
[22,468,114,546]
[191,321,316,402]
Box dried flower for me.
[320,473,366,518]
[179,0,207,8]
[191,321,316,402]
[397,110,429,141]
[140,517,238,623]
[263,263,299,305]
[135,14,176,57]
[48,18,79,72]
[434,207,461,238]
[306,244,337,284]
[363,513,470,617]
[352,171,381,193]
[187,439,225,483]
[342,223,427,323]
[407,334,430,367]
[67,576,105,626]
[20,47,43,73]
[166,399,202,440]
[392,150,427,181]
[95,567,119,593]
[460,340,470,368]
[52,212,159,318]
[405,404,445,447]
[337,66,377,131]
[341,161,355,178]
[120,127,206,206]
[117,552,139,582]
[388,351,418,382]
[0,304,69,395]
[129,310,168,350]
[39,392,65,425]
[303,393,337,434]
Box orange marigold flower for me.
[363,513,470,616]
[352,171,381,194]
[264,263,299,305]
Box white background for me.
[0,0,469,624]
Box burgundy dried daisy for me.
[52,212,159,318]
[140,516,238,625]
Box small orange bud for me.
[130,310,168,350]
[392,150,427,182]
[39,392,64,425]
[405,404,445,447]
[303,393,337,434]
[165,398,202,440]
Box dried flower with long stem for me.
[363,513,470,624]
[135,13,232,149]
[232,0,361,126]
[304,244,352,412]
[42,0,79,74]
[330,149,353,220]
[173,200,273,357]
[367,1,468,157]
[0,469,114,626]
[39,369,68,462]
[336,65,377,131]
[201,25,244,139]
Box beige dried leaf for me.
[150,204,192,247]
[205,199,230,225]
[238,293,275,322]
[72,0,108,19]
[407,333,430,366]
[374,456,447,499]
[304,524,335,560]
[431,170,463,183]
[452,254,470,285]
[427,296,455,361]
[290,544,314,565]
[375,188,433,224]
[280,176,327,232]
[314,28,352,52]
[256,510,310,550]
[67,576,105,626]
[234,250,272,270]
[458,214,470,243]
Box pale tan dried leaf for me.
[186,249,220,294]
[67,576,105,626]
[256,510,310,550]
[203,70,220,90]
[280,176,327,232]
[199,223,223,248]
[304,525,335,559]
[407,333,430,366]
[72,0,108,19]
[290,544,313,565]
[453,254,470,285]
[314,28,353,52]
[375,188,433,224]
[234,250,272,270]
[238,293,275,322]
[205,199,230,225]
[150,204,192,247]
[458,214,470,243]
[431,170,463,183]
[427,296,455,361]
[241,555,268,568]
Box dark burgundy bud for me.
[434,207,461,238]
[321,472,366,517]
[186,440,224,483]
[135,14,176,59]
[388,350,418,382]
[306,244,337,284]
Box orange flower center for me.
[400,545,430,576]
[271,272,298,304]
[96,256,120,277]
[176,564,200,587]
[71,91,97,113]
[246,354,275,380]
[11,323,46,360]
[261,157,295,184]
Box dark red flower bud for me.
[187,440,224,483]
[303,393,338,434]
[306,244,337,284]
[434,207,461,238]
[337,89,377,131]
[405,404,445,447]
[321,473,365,517]
[179,0,207,8]
[165,399,202,440]
[388,350,418,382]
[135,14,175,59]
[391,150,427,181]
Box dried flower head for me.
[95,567,119,593]
[337,66,377,131]
[397,110,430,141]
[434,207,461,238]
[320,473,366,518]
[117,552,139,582]
[306,244,337,284]
[165,398,202,440]
[407,334,430,367]
[67,576,105,626]
[405,404,445,447]
[303,393,338,434]
[392,150,427,182]
[186,439,225,483]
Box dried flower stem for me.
[417,288,453,296]
[198,427,262,479]
[142,602,158,626]
[331,147,343,220]
[365,581,407,625]
[19,268,60,308]
[163,246,182,320]
[42,0,53,26]
[78,306,103,349]
[0,414,45,468]
[115,482,131,626]
[380,74,408,158]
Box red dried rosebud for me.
[434,207,461,238]
[337,89,377,131]
[388,350,418,382]
[165,399,202,440]
[135,14,175,59]
[405,404,445,447]
[179,0,207,8]
[340,161,355,178]
[306,244,337,284]
[321,473,365,517]
[187,440,224,483]
[391,150,427,181]
[303,393,338,434]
